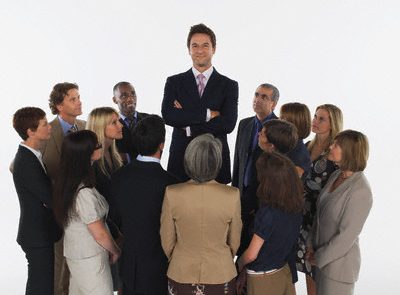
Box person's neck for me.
[121,111,135,118]
[316,133,330,148]
[59,114,77,125]
[23,138,42,151]
[340,170,354,179]
[256,112,271,122]
[150,150,162,160]
[104,138,112,150]
[194,64,212,73]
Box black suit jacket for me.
[110,159,179,294]
[161,68,238,184]
[115,112,150,161]
[13,145,61,247]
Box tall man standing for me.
[161,23,238,184]
[113,81,149,164]
[42,82,85,295]
[231,83,279,254]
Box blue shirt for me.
[58,116,76,135]
[248,205,302,272]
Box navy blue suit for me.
[161,68,238,184]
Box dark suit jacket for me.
[232,114,277,195]
[41,117,86,181]
[116,112,149,162]
[110,159,179,294]
[13,145,61,247]
[161,68,238,184]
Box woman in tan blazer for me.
[307,130,373,295]
[160,133,242,295]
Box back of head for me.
[187,23,216,49]
[132,115,165,156]
[184,133,222,183]
[256,152,303,213]
[334,129,369,172]
[263,119,298,154]
[49,82,79,115]
[13,107,46,140]
[53,130,98,227]
[280,102,311,139]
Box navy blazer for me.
[162,68,238,184]
[110,160,179,294]
[13,145,61,247]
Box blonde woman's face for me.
[105,113,123,140]
[312,108,331,135]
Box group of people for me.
[11,23,372,295]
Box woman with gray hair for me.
[160,133,242,295]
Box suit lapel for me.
[51,118,64,156]
[183,69,200,100]
[202,68,220,100]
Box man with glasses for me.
[112,81,149,164]
[232,83,279,255]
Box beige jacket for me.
[41,117,86,181]
[160,180,242,284]
[313,170,373,283]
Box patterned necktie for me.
[197,73,205,97]
[68,124,78,134]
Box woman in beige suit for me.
[160,133,242,295]
[307,130,373,295]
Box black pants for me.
[21,245,54,295]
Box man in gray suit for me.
[42,82,86,295]
[232,83,279,255]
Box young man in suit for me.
[112,81,149,164]
[41,82,86,295]
[110,115,179,295]
[231,83,279,255]
[161,23,239,184]
[12,107,62,295]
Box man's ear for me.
[159,142,165,152]
[112,96,117,104]
[26,128,35,138]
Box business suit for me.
[312,170,373,295]
[115,112,150,162]
[13,145,62,294]
[160,180,242,284]
[111,159,179,295]
[161,68,238,184]
[41,116,85,295]
[42,117,86,181]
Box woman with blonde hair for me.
[296,104,343,295]
[308,130,372,295]
[86,107,124,293]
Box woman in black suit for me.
[12,107,62,295]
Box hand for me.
[173,100,183,109]
[109,247,121,264]
[210,110,220,119]
[305,247,316,266]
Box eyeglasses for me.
[119,92,136,100]
[95,142,102,150]
[254,92,272,101]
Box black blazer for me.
[110,159,179,294]
[115,111,150,161]
[161,68,238,184]
[232,114,277,196]
[12,145,61,247]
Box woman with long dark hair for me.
[237,152,303,295]
[53,130,120,295]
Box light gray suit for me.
[312,170,372,295]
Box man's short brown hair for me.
[13,107,46,140]
[49,82,79,115]
[187,23,216,49]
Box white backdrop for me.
[1,1,399,294]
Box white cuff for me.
[206,109,211,122]
[185,126,191,137]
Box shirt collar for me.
[58,115,75,135]
[136,154,160,164]
[119,111,138,122]
[192,66,214,81]
[20,143,43,160]
[254,112,276,126]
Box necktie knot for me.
[197,74,205,97]
[68,124,78,134]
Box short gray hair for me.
[184,134,222,183]
[259,83,279,103]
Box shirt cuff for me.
[206,109,211,122]
[185,126,191,137]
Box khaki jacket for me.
[160,180,242,284]
[41,117,86,181]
